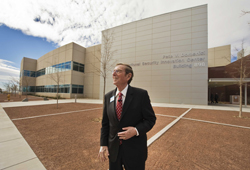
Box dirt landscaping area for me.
[4,103,250,170]
[0,93,45,102]
[147,119,250,170]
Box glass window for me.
[27,84,72,93]
[58,63,62,72]
[53,66,57,73]
[30,71,36,77]
[64,84,70,93]
[79,65,84,72]
[41,68,45,76]
[72,84,84,94]
[30,86,35,92]
[78,85,83,94]
[65,61,71,70]
[73,62,79,71]
[72,84,78,93]
[45,67,49,75]
[55,64,60,72]
[37,70,40,77]
[64,87,69,93]
[23,70,30,77]
[72,62,85,73]
[61,63,65,72]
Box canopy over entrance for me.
[208,78,250,106]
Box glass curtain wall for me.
[21,61,73,78]
[24,84,71,93]
[73,62,84,73]
[72,85,84,94]
[22,61,85,78]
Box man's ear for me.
[126,73,132,80]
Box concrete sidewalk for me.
[0,99,249,170]
[0,105,46,170]
[151,102,250,112]
[0,98,103,108]
[0,99,102,169]
[1,98,250,112]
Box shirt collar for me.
[116,84,128,97]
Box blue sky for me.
[0,25,56,66]
[0,0,250,90]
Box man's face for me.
[112,65,131,88]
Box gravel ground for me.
[4,103,250,170]
[184,109,250,127]
[147,119,250,170]
[4,103,103,119]
[0,94,44,102]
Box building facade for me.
[208,45,231,67]
[20,43,101,99]
[101,4,208,105]
[21,4,241,105]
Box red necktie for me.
[116,92,122,121]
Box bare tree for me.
[9,77,20,97]
[241,10,250,24]
[10,83,15,96]
[11,77,21,98]
[225,40,250,117]
[88,30,117,103]
[47,62,63,109]
[21,75,32,99]
[3,82,11,93]
[241,10,250,15]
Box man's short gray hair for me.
[116,63,134,84]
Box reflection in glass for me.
[72,84,84,94]
[21,61,84,78]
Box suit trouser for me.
[109,144,145,170]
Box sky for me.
[0,0,250,90]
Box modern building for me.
[208,45,231,67]
[101,4,209,105]
[20,43,101,99]
[208,54,250,105]
[21,4,247,105]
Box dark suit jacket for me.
[100,85,156,163]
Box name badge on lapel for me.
[110,96,115,103]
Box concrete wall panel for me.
[104,5,208,104]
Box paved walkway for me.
[0,105,46,170]
[0,99,249,170]
[1,99,250,112]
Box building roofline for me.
[102,4,207,32]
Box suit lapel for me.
[121,85,133,120]
[110,89,118,121]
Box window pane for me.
[64,87,69,93]
[72,88,77,93]
[78,87,83,94]
[79,66,84,72]
[30,71,35,77]
[41,69,45,76]
[65,61,71,70]
[61,63,65,71]
[73,62,78,71]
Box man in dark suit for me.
[98,63,156,170]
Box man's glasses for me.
[112,69,123,74]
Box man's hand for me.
[98,146,109,162]
[118,127,137,140]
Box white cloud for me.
[0,0,249,57]
[0,59,20,90]
[0,0,146,47]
